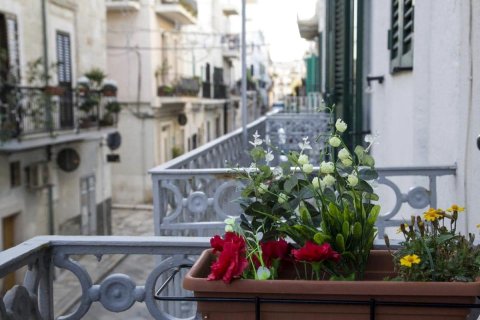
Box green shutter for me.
[325,0,365,149]
[389,0,414,73]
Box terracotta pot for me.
[183,249,480,320]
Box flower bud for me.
[298,154,309,165]
[347,174,358,187]
[256,266,271,280]
[322,174,336,186]
[338,148,350,160]
[320,161,335,174]
[278,193,288,204]
[312,177,325,190]
[329,136,341,148]
[335,119,348,133]
[302,163,314,174]
[225,224,234,232]
[341,158,353,167]
[258,183,268,195]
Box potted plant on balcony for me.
[100,101,121,126]
[183,106,480,319]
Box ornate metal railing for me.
[150,166,457,238]
[0,236,209,319]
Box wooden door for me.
[2,213,18,292]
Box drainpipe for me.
[42,0,55,234]
[241,0,248,149]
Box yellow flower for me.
[476,224,480,229]
[423,208,442,222]
[446,204,465,213]
[400,254,421,268]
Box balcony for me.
[106,0,140,11]
[0,98,461,318]
[0,85,119,150]
[222,33,240,59]
[156,0,198,25]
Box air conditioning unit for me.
[25,162,50,189]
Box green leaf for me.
[358,168,378,180]
[354,146,365,162]
[363,154,375,167]
[323,188,337,203]
[313,232,331,244]
[336,233,345,252]
[342,221,350,239]
[299,204,313,225]
[258,165,271,176]
[336,161,353,177]
[355,179,374,194]
[284,176,298,193]
[363,193,379,201]
[352,222,362,239]
[250,147,265,161]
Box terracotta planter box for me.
[183,249,480,320]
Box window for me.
[56,32,72,84]
[0,12,20,84]
[389,0,414,72]
[9,161,20,188]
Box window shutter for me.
[389,0,414,72]
[401,0,414,66]
[5,16,20,83]
[56,32,72,84]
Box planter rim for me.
[183,249,480,297]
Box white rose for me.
[258,183,268,194]
[322,174,336,186]
[302,163,314,174]
[347,174,359,187]
[341,158,353,167]
[278,193,288,204]
[298,154,309,165]
[320,161,335,174]
[329,136,341,147]
[335,119,348,133]
[312,177,325,191]
[338,148,350,160]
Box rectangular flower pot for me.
[183,249,480,320]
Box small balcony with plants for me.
[0,65,121,147]
[0,96,472,319]
[155,0,198,25]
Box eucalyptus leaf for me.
[358,167,378,180]
[284,176,298,193]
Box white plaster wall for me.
[368,0,414,167]
[367,0,480,234]
[112,106,156,204]
[464,0,480,235]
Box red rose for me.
[260,239,290,267]
[208,233,248,283]
[292,241,340,263]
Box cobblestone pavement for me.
[54,205,156,319]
